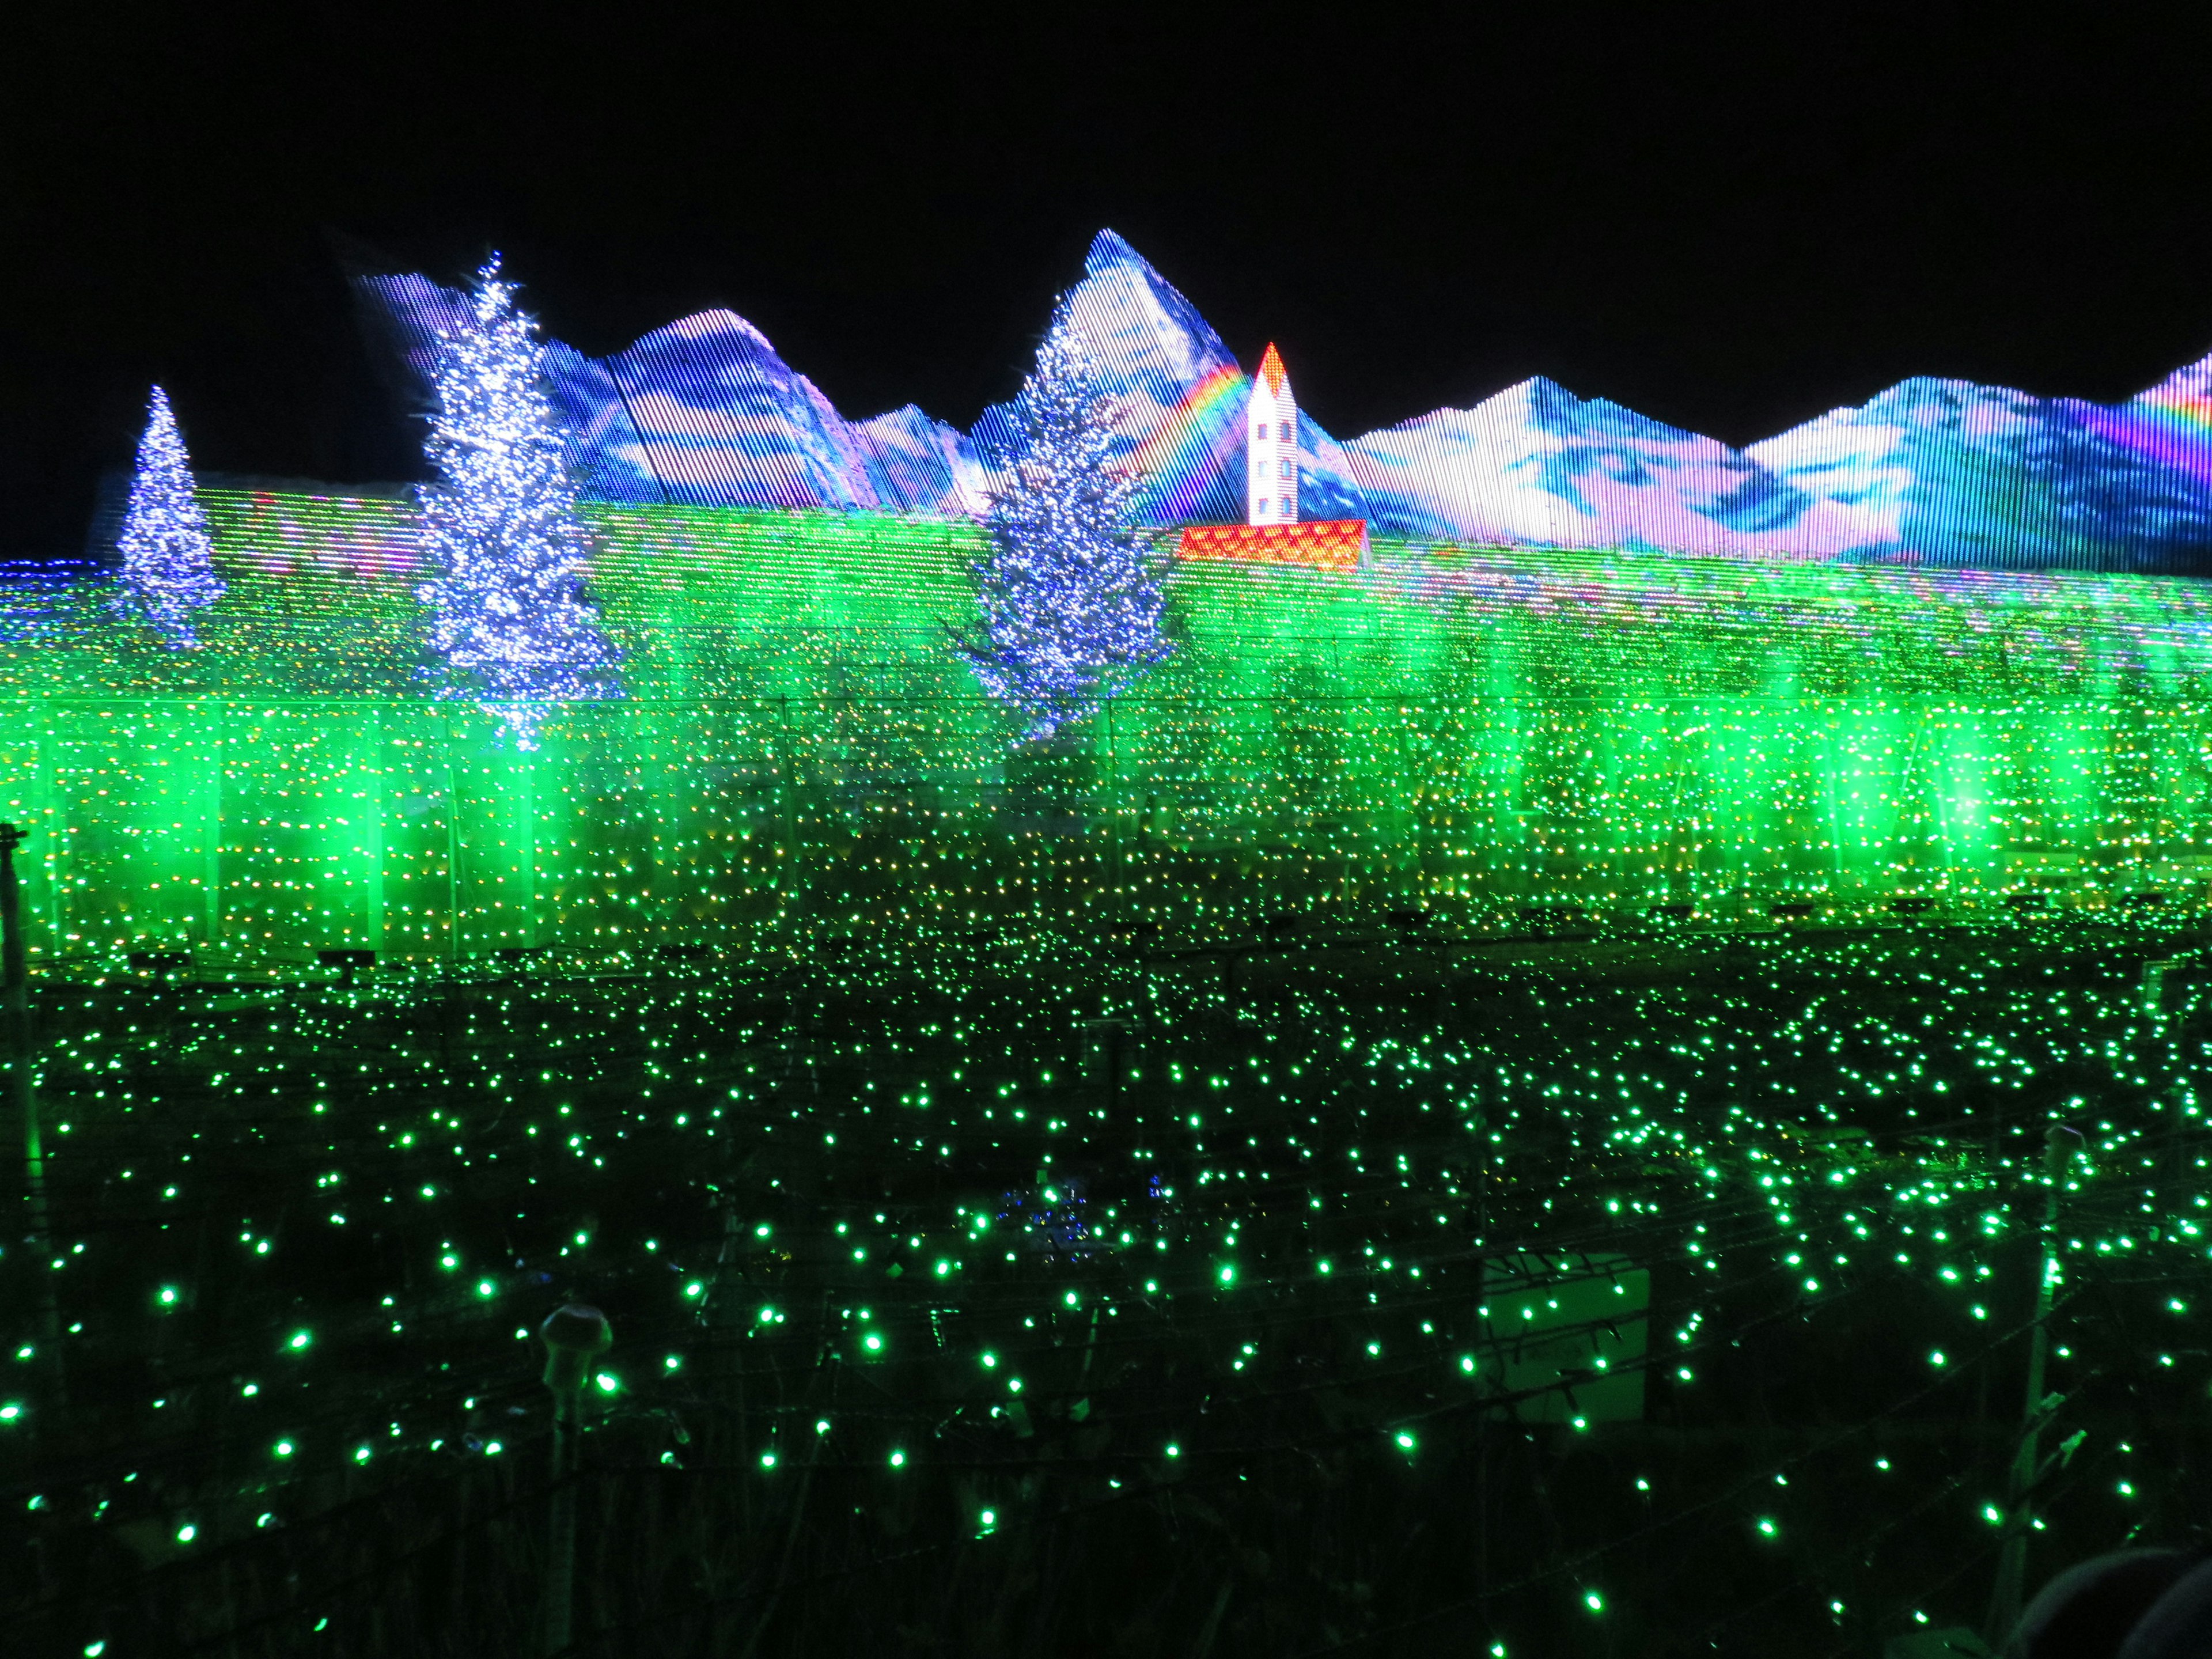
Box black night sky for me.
[6,6,2211,558]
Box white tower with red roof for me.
[1246,343,1297,525]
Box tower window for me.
[1279,458,1293,480]
[1255,421,1267,438]
[1279,422,1293,441]
[1255,498,1270,517]
[1279,496,1293,517]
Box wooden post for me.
[0,823,64,1405]
[539,1303,612,1657]
[1986,1123,2082,1647]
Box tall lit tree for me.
[416,255,618,741]
[961,307,1168,741]
[114,387,224,647]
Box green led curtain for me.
[5,493,2212,960]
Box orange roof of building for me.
[1176,519,1367,573]
[1256,343,1289,397]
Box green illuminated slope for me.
[5,491,2212,960]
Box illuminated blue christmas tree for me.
[114,386,224,647]
[963,307,1168,740]
[416,256,618,743]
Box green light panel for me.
[5,489,2212,959]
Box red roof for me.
[1176,520,1368,573]
[1256,343,1289,397]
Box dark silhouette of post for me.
[1987,1124,2083,1646]
[0,824,63,1405]
[540,1303,611,1657]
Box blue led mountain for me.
[358,237,2212,573]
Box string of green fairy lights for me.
[4,495,2211,1652]
[6,492,2212,963]
[6,926,2209,1651]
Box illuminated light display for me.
[1245,343,1298,524]
[359,272,986,516]
[112,386,224,646]
[9,489,2212,1649]
[961,307,1165,738]
[360,231,2212,571]
[412,257,619,741]
[3,779,2207,1650]
[1177,519,1369,571]
[1127,361,1251,527]
[10,488,2212,955]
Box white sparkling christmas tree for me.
[963,306,1168,741]
[416,255,618,743]
[114,387,224,647]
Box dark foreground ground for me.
[4,916,2209,1656]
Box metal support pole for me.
[1,823,65,1404]
[1986,1123,2081,1647]
[540,1304,611,1658]
[546,1385,579,1656]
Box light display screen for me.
[363,233,2212,573]
[8,490,2212,1659]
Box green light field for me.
[7,489,2212,961]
